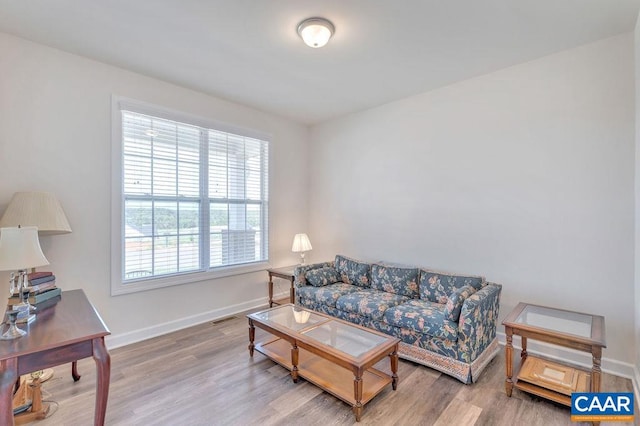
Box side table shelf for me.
[515,355,591,406]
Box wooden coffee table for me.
[503,302,606,407]
[247,304,399,422]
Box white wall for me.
[0,32,309,346]
[310,34,636,369]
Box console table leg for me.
[248,320,255,356]
[93,337,111,426]
[0,358,18,426]
[505,327,514,397]
[72,361,81,382]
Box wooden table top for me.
[0,289,110,360]
[267,266,296,276]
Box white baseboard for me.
[497,332,639,401]
[105,294,280,350]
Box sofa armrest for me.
[456,282,502,363]
[294,261,335,288]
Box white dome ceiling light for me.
[297,17,335,48]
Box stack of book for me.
[8,272,62,311]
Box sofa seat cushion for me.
[336,289,409,321]
[371,264,420,298]
[335,255,371,288]
[305,267,340,287]
[296,283,360,308]
[383,299,458,341]
[419,270,485,304]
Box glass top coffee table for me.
[247,304,400,422]
[502,302,606,407]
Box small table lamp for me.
[0,226,50,339]
[291,233,312,265]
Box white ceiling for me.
[0,1,639,125]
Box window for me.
[111,99,269,294]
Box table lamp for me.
[0,226,50,339]
[291,233,312,265]
[0,191,72,236]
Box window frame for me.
[111,96,270,296]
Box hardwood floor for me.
[28,312,636,426]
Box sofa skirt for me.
[398,338,500,384]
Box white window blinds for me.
[121,109,269,283]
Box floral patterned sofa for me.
[294,254,502,384]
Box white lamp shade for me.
[297,18,335,48]
[291,233,312,252]
[0,226,50,271]
[0,192,72,235]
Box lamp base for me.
[0,310,26,340]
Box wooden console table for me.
[503,303,605,407]
[0,289,111,425]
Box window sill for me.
[111,261,269,296]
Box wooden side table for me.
[502,303,606,407]
[266,267,296,307]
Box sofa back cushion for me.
[335,255,370,287]
[419,270,484,304]
[443,285,477,321]
[371,264,419,298]
[305,267,340,287]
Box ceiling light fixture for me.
[297,17,335,48]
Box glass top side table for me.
[266,266,296,307]
[502,302,606,408]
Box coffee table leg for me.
[390,345,398,390]
[291,343,299,383]
[353,374,363,421]
[248,319,255,356]
[505,327,514,397]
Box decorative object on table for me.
[291,233,312,265]
[1,310,26,339]
[0,226,50,294]
[0,192,71,283]
[8,287,62,309]
[0,226,50,338]
[27,271,56,288]
[13,288,36,324]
